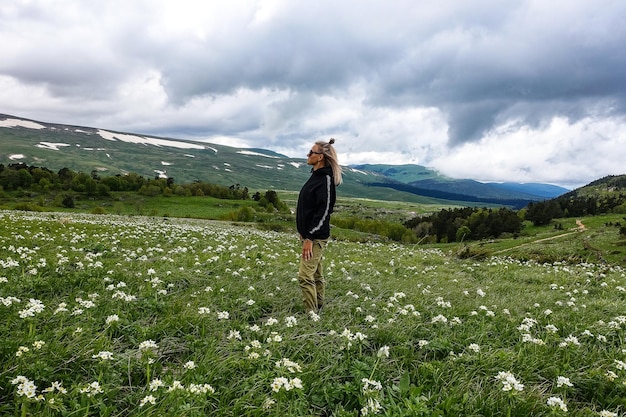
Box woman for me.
[296,138,342,314]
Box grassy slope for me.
[449,214,626,266]
[1,210,625,416]
[0,124,458,206]
[2,122,625,265]
[1,116,560,206]
[3,183,624,266]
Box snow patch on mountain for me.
[97,129,205,150]
[0,118,46,129]
[37,142,71,151]
[238,150,279,158]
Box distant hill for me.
[353,164,569,209]
[0,114,450,205]
[0,114,568,208]
[486,182,570,199]
[560,175,626,199]
[522,174,626,226]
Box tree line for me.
[0,163,293,221]
[403,175,626,243]
[4,163,625,243]
[525,176,626,226]
[404,206,523,243]
[0,163,250,201]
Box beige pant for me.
[298,238,328,312]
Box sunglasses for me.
[307,150,323,157]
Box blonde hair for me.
[315,138,343,185]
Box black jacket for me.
[296,166,336,240]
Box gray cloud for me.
[1,0,625,188]
[368,1,626,144]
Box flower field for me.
[1,210,625,416]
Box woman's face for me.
[307,145,323,166]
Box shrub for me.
[12,202,44,212]
[139,185,162,196]
[61,195,75,208]
[456,244,489,260]
[226,206,256,222]
[237,206,256,222]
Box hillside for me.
[2,210,625,416]
[1,114,562,207]
[0,114,450,205]
[353,164,569,200]
[561,175,626,199]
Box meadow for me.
[1,210,625,416]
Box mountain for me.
[486,182,570,199]
[0,114,564,207]
[523,174,626,226]
[561,174,626,198]
[353,164,569,203]
[0,114,443,204]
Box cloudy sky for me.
[1,0,625,189]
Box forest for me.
[0,162,250,201]
[524,175,626,226]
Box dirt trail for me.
[575,219,586,231]
[494,219,586,254]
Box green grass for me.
[0,191,264,219]
[2,188,625,264]
[1,210,626,416]
[3,186,626,262]
[458,215,626,266]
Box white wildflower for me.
[361,378,383,394]
[79,381,104,397]
[377,345,390,358]
[361,397,382,416]
[308,310,320,321]
[227,330,241,340]
[495,371,524,392]
[188,383,215,394]
[556,376,573,388]
[275,358,302,373]
[431,314,448,324]
[149,379,165,391]
[614,359,626,371]
[139,395,156,407]
[545,324,559,333]
[92,351,114,361]
[15,346,29,357]
[139,340,158,351]
[546,396,567,412]
[168,380,185,391]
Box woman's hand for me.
[302,239,313,261]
